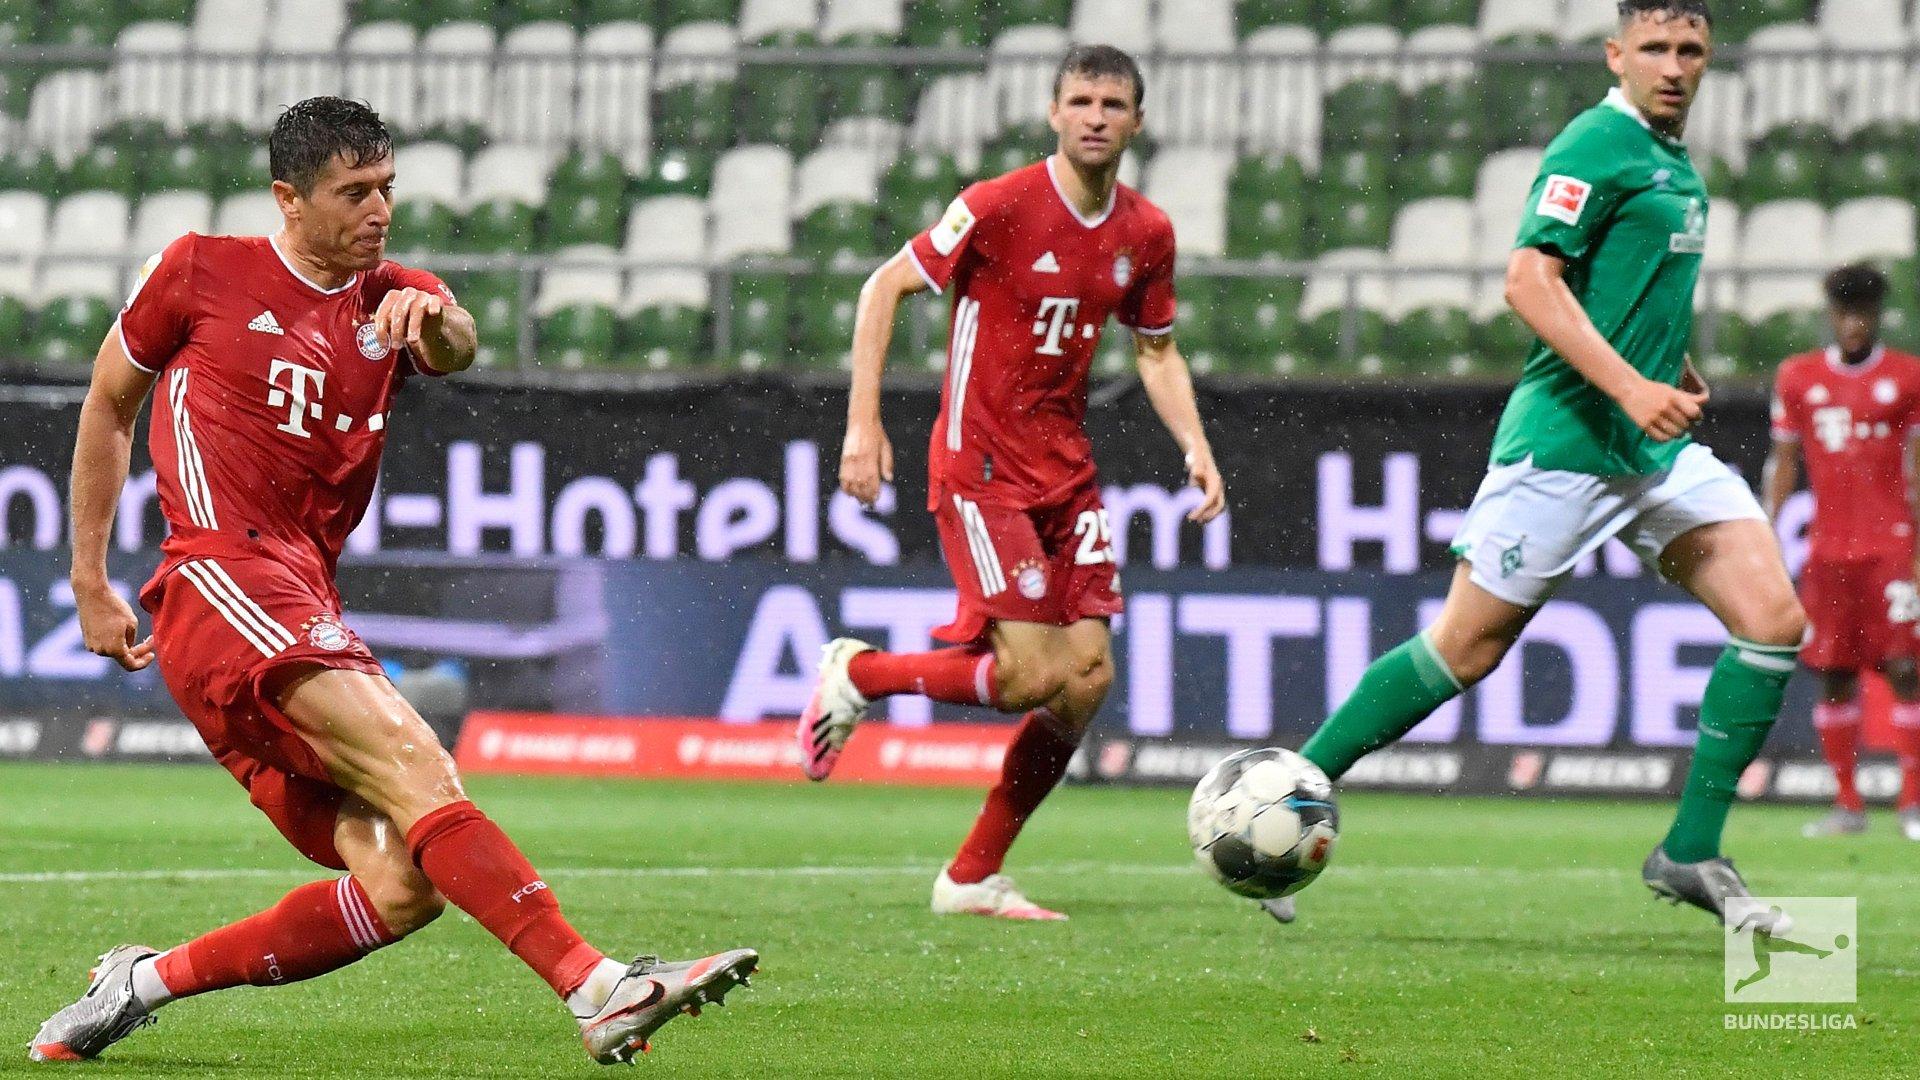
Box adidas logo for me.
[248,311,283,335]
[1031,251,1060,274]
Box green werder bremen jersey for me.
[1490,88,1709,476]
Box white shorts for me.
[1450,442,1767,608]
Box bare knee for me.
[1730,595,1807,649]
[1428,630,1514,688]
[357,863,446,937]
[994,652,1067,711]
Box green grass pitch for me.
[2,762,1914,1078]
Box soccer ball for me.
[1187,748,1339,900]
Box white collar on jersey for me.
[1045,154,1116,230]
[1601,87,1686,148]
[1825,343,1886,375]
[268,234,360,296]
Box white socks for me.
[566,957,631,1019]
[129,954,177,1011]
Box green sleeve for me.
[1512,126,1631,262]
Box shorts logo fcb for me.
[304,614,352,652]
[356,322,390,361]
[1537,175,1591,226]
[1014,559,1049,601]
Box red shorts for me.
[144,554,387,870]
[931,484,1124,644]
[1799,552,1919,671]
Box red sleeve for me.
[904,181,998,295]
[117,233,197,373]
[1118,216,1177,335]
[368,261,458,377]
[1905,360,1920,440]
[1770,362,1800,443]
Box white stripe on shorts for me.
[176,560,294,657]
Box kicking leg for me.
[1886,658,1920,838]
[1805,669,1868,836]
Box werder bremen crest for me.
[1670,196,1706,254]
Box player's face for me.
[279,153,396,272]
[1605,12,1711,132]
[1830,305,1882,356]
[1048,74,1141,170]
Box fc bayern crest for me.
[356,322,390,360]
[1112,253,1133,287]
[1015,559,1049,601]
[304,615,352,652]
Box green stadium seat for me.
[658,0,737,28]
[1692,309,1751,382]
[830,67,907,121]
[1717,0,1811,43]
[739,66,820,151]
[1401,0,1476,29]
[0,296,27,348]
[1829,144,1910,203]
[1744,130,1829,203]
[0,0,37,46]
[141,141,212,195]
[880,151,962,236]
[453,272,526,367]
[1228,156,1310,259]
[6,149,62,198]
[1317,147,1390,200]
[550,149,630,205]
[1314,197,1391,254]
[1408,79,1484,152]
[1699,156,1740,205]
[391,200,459,252]
[1217,277,1307,376]
[986,0,1069,36]
[1237,0,1312,32]
[46,0,122,48]
[1475,311,1534,366]
[1322,80,1401,150]
[542,191,624,250]
[793,271,865,368]
[354,0,424,24]
[905,0,984,47]
[540,303,619,369]
[427,0,497,24]
[655,81,736,151]
[511,0,576,25]
[623,303,707,370]
[1489,63,1573,149]
[892,291,950,371]
[1394,307,1477,377]
[1318,0,1396,33]
[460,198,538,254]
[1171,275,1224,374]
[977,126,1052,182]
[1300,309,1389,377]
[636,146,716,199]
[1394,147,1475,202]
[796,202,880,261]
[727,270,792,370]
[1748,309,1825,369]
[62,144,137,197]
[27,297,113,366]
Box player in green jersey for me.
[1272,0,1805,930]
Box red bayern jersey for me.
[119,232,453,599]
[906,156,1177,509]
[1772,344,1920,560]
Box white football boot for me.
[797,638,872,781]
[28,944,158,1062]
[1900,808,1920,841]
[577,949,759,1065]
[1801,807,1868,838]
[930,869,1066,921]
[1259,897,1297,924]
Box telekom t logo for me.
[1033,296,1081,356]
[1812,406,1852,453]
[267,359,327,438]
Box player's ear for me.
[271,179,303,224]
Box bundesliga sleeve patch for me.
[929,196,976,257]
[1536,175,1592,226]
[124,249,165,307]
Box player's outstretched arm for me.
[1505,247,1705,442]
[373,286,476,374]
[1134,331,1225,524]
[840,251,927,507]
[69,329,158,671]
[1761,438,1800,523]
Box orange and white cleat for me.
[577,949,759,1065]
[28,944,158,1062]
[931,870,1067,921]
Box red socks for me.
[152,876,393,998]
[1813,701,1865,813]
[1894,703,1920,811]
[405,800,604,998]
[947,709,1080,884]
[849,647,996,706]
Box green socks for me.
[1301,631,1464,781]
[1661,638,1798,863]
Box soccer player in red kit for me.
[33,99,756,1066]
[796,46,1226,919]
[1764,263,1920,842]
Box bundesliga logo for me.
[356,322,389,361]
[303,615,352,652]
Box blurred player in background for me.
[35,98,756,1067]
[1764,264,1920,842]
[799,45,1226,920]
[1283,0,1809,928]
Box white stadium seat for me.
[577,22,655,172]
[213,191,280,237]
[535,245,623,316]
[625,195,709,266]
[1685,71,1749,171]
[35,262,123,304]
[1240,25,1321,166]
[1472,148,1542,242]
[1300,248,1390,323]
[418,22,497,135]
[989,25,1072,130]
[820,116,906,158]
[1739,199,1828,320]
[0,191,51,257]
[1559,0,1621,44]
[793,146,886,219]
[1477,0,1557,41]
[1830,198,1916,265]
[394,142,465,209]
[621,269,710,317]
[656,22,740,98]
[1695,198,1740,313]
[465,144,553,208]
[1745,23,1828,136]
[1820,0,1919,134]
[1153,0,1234,50]
[261,0,347,112]
[1070,0,1152,54]
[739,0,819,43]
[494,22,579,147]
[909,72,994,172]
[344,22,420,133]
[1401,24,1478,91]
[1325,25,1401,90]
[821,0,904,41]
[48,192,129,256]
[1152,0,1239,145]
[1143,147,1232,259]
[130,192,213,258]
[1388,198,1474,318]
[709,145,794,261]
[27,70,106,162]
[112,21,191,131]
[187,0,268,128]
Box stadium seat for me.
[185,0,267,130]
[47,191,129,259]
[1401,24,1478,95]
[1489,63,1572,149]
[1477,0,1555,43]
[1692,308,1750,381]
[1407,76,1484,154]
[395,139,465,205]
[1241,27,1323,165]
[1322,79,1401,151]
[1143,148,1232,259]
[1745,23,1828,137]
[1558,0,1620,44]
[494,22,579,148]
[1472,308,1531,371]
[879,150,962,236]
[655,22,740,151]
[344,22,421,135]
[739,61,822,151]
[1395,147,1476,202]
[1236,0,1309,32]
[710,145,795,261]
[1388,198,1475,376]
[1472,148,1542,235]
[61,144,137,197]
[1152,0,1239,146]
[26,71,107,166]
[636,145,717,198]
[510,0,575,24]
[354,0,422,23]
[1325,24,1400,91]
[536,246,623,368]
[725,269,793,369]
[1070,0,1152,55]
[0,192,50,310]
[1823,1,1919,138]
[621,269,710,369]
[988,25,1071,132]
[212,191,279,236]
[1299,248,1389,374]
[27,293,116,365]
[1684,71,1750,183]
[977,125,1052,181]
[659,0,741,29]
[1828,138,1912,203]
[0,294,25,349]
[129,190,211,257]
[793,270,866,367]
[740,0,818,45]
[987,0,1070,37]
[1400,0,1474,30]
[1740,199,1829,337]
[112,21,190,134]
[909,74,996,172]
[1226,154,1307,260]
[1695,198,1740,317]
[543,191,625,250]
[1830,198,1917,267]
[46,0,124,48]
[464,143,553,252]
[577,22,655,172]
[451,271,525,367]
[1716,0,1812,44]
[261,0,347,115]
[1170,274,1225,374]
[626,193,709,267]
[904,0,984,48]
[550,149,630,206]
[417,22,497,147]
[1743,127,1830,204]
[794,145,886,259]
[823,0,905,42]
[0,0,36,47]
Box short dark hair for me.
[269,97,392,196]
[1825,263,1889,310]
[1053,44,1144,109]
[1618,0,1712,30]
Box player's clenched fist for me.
[839,420,894,508]
[372,286,444,355]
[1621,377,1708,443]
[73,582,155,672]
